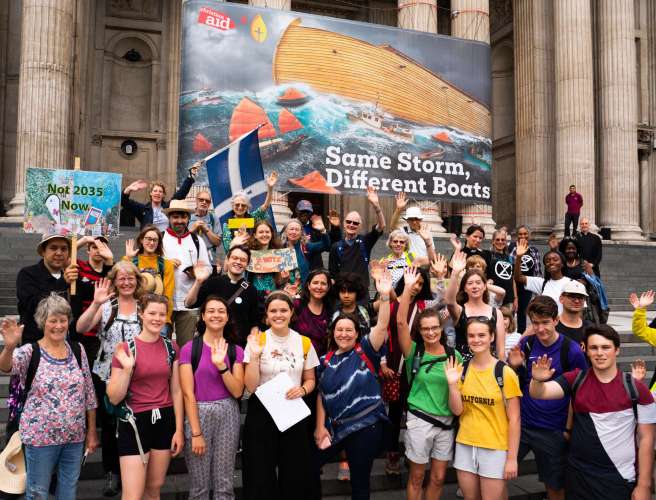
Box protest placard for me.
[23,167,122,237]
[247,248,298,274]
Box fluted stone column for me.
[552,0,595,235]
[597,0,643,240]
[451,0,496,236]
[7,0,75,216]
[513,0,555,237]
[249,0,292,230]
[398,0,446,238]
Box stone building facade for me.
[0,0,655,240]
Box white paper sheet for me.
[255,372,311,432]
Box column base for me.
[6,192,25,217]
[270,191,292,232]
[416,201,447,239]
[460,203,496,238]
[604,225,644,241]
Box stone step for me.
[74,458,546,500]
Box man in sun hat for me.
[162,199,211,347]
[16,234,79,344]
[388,192,435,259]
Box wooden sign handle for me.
[70,156,81,296]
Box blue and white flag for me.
[204,128,274,226]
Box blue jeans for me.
[25,442,84,500]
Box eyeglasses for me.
[197,198,211,203]
[116,277,137,283]
[143,237,159,243]
[467,316,494,325]
[233,203,248,208]
[420,326,441,333]
[390,239,406,244]
[345,220,360,226]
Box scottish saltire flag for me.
[204,128,274,226]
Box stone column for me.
[639,151,651,237]
[249,0,292,229]
[7,0,76,217]
[597,0,643,240]
[513,0,555,237]
[451,0,496,236]
[398,0,446,238]
[552,0,595,235]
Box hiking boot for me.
[337,461,350,481]
[102,472,120,497]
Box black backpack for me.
[461,358,508,407]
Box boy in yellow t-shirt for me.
[446,317,522,499]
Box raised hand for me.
[310,215,325,232]
[418,224,432,242]
[430,254,448,278]
[515,239,529,257]
[92,278,114,305]
[375,271,393,297]
[193,263,212,283]
[0,318,23,349]
[125,179,147,193]
[283,281,300,297]
[402,266,419,291]
[125,239,139,259]
[507,344,524,369]
[629,290,654,310]
[531,355,555,382]
[632,359,646,382]
[266,171,279,189]
[94,240,114,262]
[366,186,380,207]
[211,337,229,371]
[328,210,340,227]
[449,234,462,251]
[444,356,462,386]
[395,192,408,210]
[450,250,467,274]
[189,161,201,178]
[231,228,250,248]
[246,333,264,359]
[115,344,135,371]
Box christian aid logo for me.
[198,7,235,31]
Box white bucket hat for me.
[0,432,26,494]
[403,206,424,220]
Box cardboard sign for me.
[228,217,255,229]
[24,168,122,237]
[247,248,298,274]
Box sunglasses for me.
[563,293,586,301]
[345,220,360,226]
[197,198,211,203]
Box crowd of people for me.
[0,173,654,500]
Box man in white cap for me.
[557,280,592,345]
[388,192,435,259]
[16,234,79,344]
[162,200,211,347]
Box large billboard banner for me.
[179,1,492,204]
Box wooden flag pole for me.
[70,157,81,296]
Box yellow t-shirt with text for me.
[456,363,521,451]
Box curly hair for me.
[106,261,145,299]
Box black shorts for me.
[117,406,175,456]
[518,426,567,490]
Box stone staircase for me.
[0,226,655,498]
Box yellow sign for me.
[250,14,267,43]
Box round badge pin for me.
[235,297,243,304]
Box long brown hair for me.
[248,219,282,250]
[136,225,164,256]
